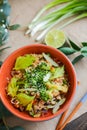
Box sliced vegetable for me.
[26,101,33,111]
[7,77,18,97]
[46,82,68,93]
[51,66,64,79]
[46,90,53,99]
[43,53,58,67]
[18,88,37,92]
[17,93,34,106]
[53,98,66,113]
[14,54,35,70]
[58,85,68,93]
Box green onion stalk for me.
[36,5,87,41]
[26,1,75,36]
[28,0,71,29]
[25,0,87,42]
[59,13,87,30]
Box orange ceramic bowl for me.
[0,44,77,121]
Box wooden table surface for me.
[1,0,87,130]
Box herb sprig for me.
[59,39,87,64]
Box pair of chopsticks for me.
[56,81,80,130]
[56,88,87,130]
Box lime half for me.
[45,29,66,48]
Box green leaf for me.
[69,39,81,51]
[0,3,11,16]
[8,24,21,30]
[2,31,9,44]
[81,46,87,57]
[72,55,84,65]
[0,12,7,23]
[81,42,87,47]
[0,25,9,45]
[4,17,10,26]
[0,102,12,119]
[59,47,76,55]
[14,54,35,70]
[0,0,3,5]
[0,46,10,53]
[0,0,8,5]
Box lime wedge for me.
[45,29,66,48]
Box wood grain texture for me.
[1,0,87,130]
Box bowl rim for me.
[0,44,77,121]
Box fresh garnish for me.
[14,54,35,70]
[45,29,66,48]
[53,98,66,113]
[7,77,18,97]
[43,53,58,67]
